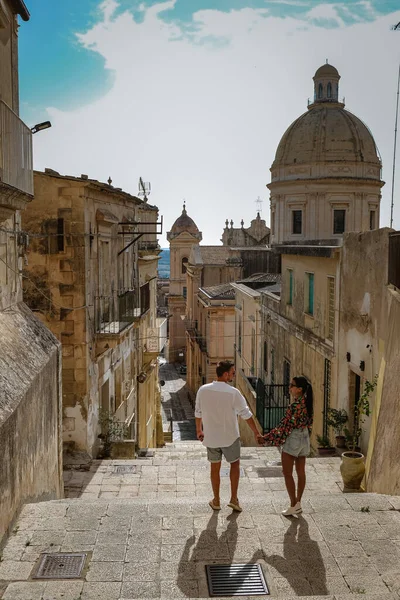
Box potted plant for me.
[326,408,348,448]
[316,434,336,456]
[98,410,130,458]
[340,375,378,491]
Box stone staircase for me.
[1,441,400,599]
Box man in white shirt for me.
[195,360,262,512]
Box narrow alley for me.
[160,362,197,442]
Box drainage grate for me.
[33,553,87,579]
[113,465,137,474]
[206,563,269,596]
[256,467,283,478]
[221,467,245,477]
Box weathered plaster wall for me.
[366,289,400,494]
[0,303,62,545]
[338,229,391,454]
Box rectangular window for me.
[287,269,293,305]
[183,286,187,299]
[271,211,275,236]
[140,282,150,315]
[283,359,290,389]
[292,210,302,234]
[333,209,346,234]
[305,272,314,315]
[46,218,65,254]
[327,276,335,341]
[263,341,268,373]
[251,329,255,375]
[369,210,376,230]
[238,319,242,354]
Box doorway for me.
[349,371,361,432]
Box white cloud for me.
[33,1,400,244]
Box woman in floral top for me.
[257,376,313,516]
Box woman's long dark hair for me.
[293,376,313,419]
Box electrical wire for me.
[0,255,89,312]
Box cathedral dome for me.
[271,63,381,183]
[273,108,380,170]
[268,63,384,244]
[167,203,202,241]
[314,63,339,78]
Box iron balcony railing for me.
[0,100,33,196]
[95,290,140,334]
[389,232,400,290]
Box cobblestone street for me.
[1,441,400,599]
[2,366,400,599]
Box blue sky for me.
[19,1,400,243]
[20,0,400,124]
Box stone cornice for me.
[0,183,33,223]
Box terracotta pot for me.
[340,451,365,490]
[335,435,346,449]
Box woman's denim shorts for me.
[281,428,310,458]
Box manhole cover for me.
[206,563,269,596]
[256,467,283,478]
[113,465,137,474]
[221,467,245,477]
[33,553,87,579]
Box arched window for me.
[327,82,332,98]
[181,257,188,274]
[318,83,323,99]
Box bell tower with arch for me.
[167,203,202,363]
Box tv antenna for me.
[138,177,151,202]
[255,196,263,214]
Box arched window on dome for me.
[182,257,188,274]
[318,83,323,99]
[327,82,332,98]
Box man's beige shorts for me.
[207,437,241,463]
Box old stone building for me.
[22,169,163,457]
[258,63,386,457]
[0,1,63,544]
[221,212,270,247]
[185,244,280,396]
[269,63,383,244]
[186,283,236,393]
[232,274,281,445]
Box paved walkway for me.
[160,362,196,442]
[2,443,400,599]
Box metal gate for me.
[256,380,290,433]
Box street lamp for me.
[31,121,52,134]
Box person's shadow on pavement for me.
[263,515,328,596]
[177,511,266,597]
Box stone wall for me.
[0,303,62,545]
[365,289,400,494]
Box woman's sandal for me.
[227,500,243,512]
[209,500,221,510]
